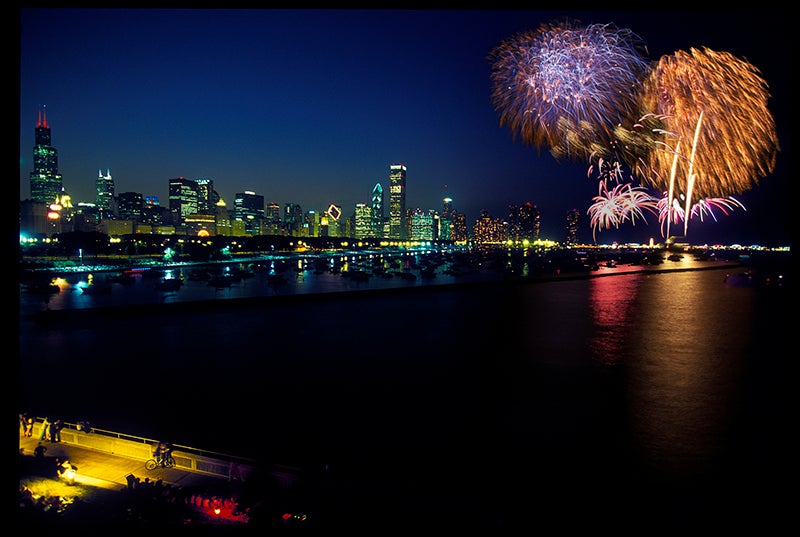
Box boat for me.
[108,272,137,285]
[345,270,370,282]
[80,283,112,295]
[156,278,183,291]
[724,272,753,287]
[208,275,233,288]
[419,267,436,278]
[24,280,60,294]
[267,274,288,285]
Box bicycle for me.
[145,454,175,470]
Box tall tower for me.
[566,208,580,245]
[95,169,115,211]
[371,182,383,238]
[440,197,454,241]
[29,106,63,204]
[388,164,407,241]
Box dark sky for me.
[18,7,791,246]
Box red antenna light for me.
[36,106,48,128]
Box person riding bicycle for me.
[154,441,174,467]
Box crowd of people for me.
[20,412,64,443]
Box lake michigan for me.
[18,250,791,531]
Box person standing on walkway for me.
[50,418,62,443]
[24,416,34,437]
[38,417,50,441]
[19,413,28,436]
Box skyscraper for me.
[194,178,218,214]
[566,209,580,245]
[508,202,541,243]
[234,190,265,235]
[284,203,303,236]
[354,202,373,239]
[168,177,200,229]
[371,182,383,238]
[29,106,63,204]
[95,169,115,212]
[264,202,282,235]
[117,191,144,222]
[440,197,454,241]
[388,164,407,241]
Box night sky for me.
[18,7,791,246]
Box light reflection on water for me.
[626,270,756,482]
[489,266,783,495]
[588,273,643,366]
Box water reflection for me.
[588,273,643,365]
[626,270,754,482]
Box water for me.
[19,250,505,315]
[17,252,791,531]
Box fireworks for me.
[490,21,779,241]
[656,193,747,238]
[488,19,649,161]
[637,47,779,202]
[587,181,659,241]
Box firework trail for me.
[488,19,650,162]
[636,47,779,234]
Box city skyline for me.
[19,8,791,246]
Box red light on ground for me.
[282,513,292,520]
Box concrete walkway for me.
[19,433,229,492]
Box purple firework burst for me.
[488,19,650,161]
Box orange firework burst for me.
[635,47,779,234]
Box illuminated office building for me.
[95,169,115,213]
[284,203,303,236]
[194,178,219,214]
[508,202,541,243]
[566,209,580,245]
[168,177,200,229]
[410,208,437,240]
[264,201,283,235]
[234,190,265,236]
[354,202,373,239]
[388,164,407,241]
[440,197,454,241]
[29,106,63,204]
[371,182,384,238]
[117,191,144,222]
